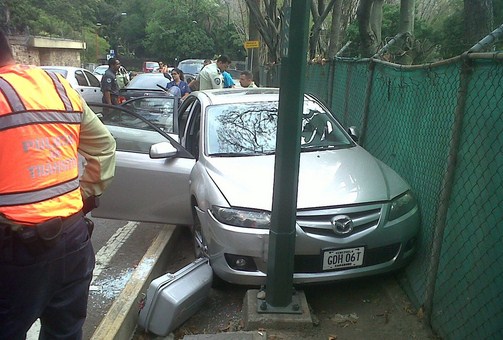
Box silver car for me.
[40,66,102,103]
[92,88,420,285]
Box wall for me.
[8,35,85,67]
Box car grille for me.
[297,203,383,237]
[293,243,401,273]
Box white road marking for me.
[91,221,139,286]
[27,221,139,339]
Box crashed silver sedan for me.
[92,88,420,286]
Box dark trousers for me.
[0,216,95,340]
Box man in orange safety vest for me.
[0,29,116,339]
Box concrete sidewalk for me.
[91,225,180,340]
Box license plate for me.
[322,247,365,270]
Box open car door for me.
[87,102,195,225]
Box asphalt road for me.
[26,216,165,339]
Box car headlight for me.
[388,191,417,220]
[210,206,271,229]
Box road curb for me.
[91,224,180,340]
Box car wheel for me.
[192,208,207,259]
[191,206,227,289]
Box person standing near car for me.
[239,70,258,88]
[222,70,235,88]
[101,57,121,105]
[199,55,231,90]
[0,29,116,339]
[166,68,191,100]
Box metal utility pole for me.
[262,0,310,312]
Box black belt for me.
[0,211,84,256]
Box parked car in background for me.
[92,64,108,81]
[40,66,102,103]
[93,64,130,89]
[143,61,160,73]
[177,59,206,83]
[117,72,173,103]
[92,88,420,286]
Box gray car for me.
[92,88,420,286]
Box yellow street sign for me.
[244,40,260,49]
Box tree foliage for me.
[2,0,502,67]
[1,0,246,66]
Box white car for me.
[40,66,102,103]
[91,88,420,286]
[93,64,130,88]
[92,64,109,81]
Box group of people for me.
[100,54,259,105]
[0,28,261,338]
[196,55,258,90]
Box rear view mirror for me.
[348,126,359,143]
[150,141,177,159]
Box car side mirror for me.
[150,141,178,159]
[348,126,359,143]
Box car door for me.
[81,70,103,103]
[88,103,195,225]
[71,69,99,103]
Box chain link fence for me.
[264,53,502,338]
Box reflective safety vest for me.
[0,64,84,225]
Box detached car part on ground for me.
[91,88,420,286]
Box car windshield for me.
[178,62,204,75]
[126,74,168,90]
[206,98,352,156]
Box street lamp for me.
[113,12,127,58]
[95,23,102,63]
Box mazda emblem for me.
[330,215,354,235]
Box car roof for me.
[40,66,85,71]
[197,88,280,105]
[178,59,205,63]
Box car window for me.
[84,70,100,87]
[205,98,352,156]
[121,97,177,133]
[178,62,204,75]
[74,70,89,86]
[127,74,169,90]
[93,66,107,75]
[89,104,167,154]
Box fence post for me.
[359,60,376,146]
[423,55,473,325]
[327,60,336,108]
[342,64,353,126]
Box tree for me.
[464,0,493,48]
[399,0,415,34]
[327,0,344,59]
[308,0,337,60]
[357,0,385,57]
[244,0,287,63]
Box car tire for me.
[191,207,207,259]
[191,206,228,289]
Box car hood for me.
[204,146,410,210]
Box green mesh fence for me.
[265,55,503,339]
[431,58,503,339]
